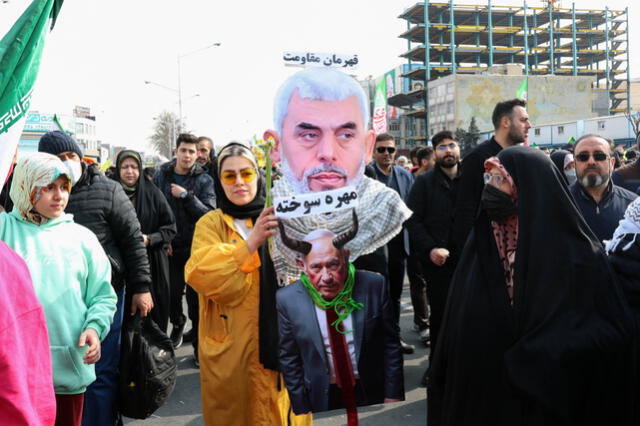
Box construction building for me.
[389,0,630,145]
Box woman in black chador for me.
[115,150,177,332]
[428,146,636,426]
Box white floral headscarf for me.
[9,152,71,225]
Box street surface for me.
[125,282,429,425]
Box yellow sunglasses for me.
[220,168,257,185]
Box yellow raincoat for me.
[185,209,312,426]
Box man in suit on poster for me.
[276,213,404,415]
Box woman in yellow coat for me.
[185,143,311,426]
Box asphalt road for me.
[125,282,429,426]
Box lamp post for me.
[145,42,220,139]
[176,42,221,124]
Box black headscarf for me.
[216,142,280,371]
[550,149,571,186]
[115,149,176,238]
[428,146,636,426]
[115,149,177,332]
[116,150,141,198]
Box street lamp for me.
[177,42,221,125]
[144,42,220,137]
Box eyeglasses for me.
[575,152,609,162]
[376,146,396,154]
[220,168,257,185]
[436,143,458,151]
[483,173,505,185]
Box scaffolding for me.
[392,1,630,143]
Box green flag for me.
[568,136,576,143]
[516,77,528,101]
[0,0,64,184]
[53,114,65,132]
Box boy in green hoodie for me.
[0,152,116,426]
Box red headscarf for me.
[484,156,518,304]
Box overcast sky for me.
[1,0,637,153]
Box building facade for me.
[392,1,630,144]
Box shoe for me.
[183,328,196,343]
[400,339,415,355]
[419,328,430,343]
[170,323,185,349]
[193,352,200,369]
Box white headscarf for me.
[10,152,71,225]
[606,197,640,253]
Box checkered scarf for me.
[606,197,640,253]
[272,175,412,285]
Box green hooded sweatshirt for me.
[0,210,116,394]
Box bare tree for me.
[624,111,640,139]
[148,111,183,158]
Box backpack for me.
[117,314,176,420]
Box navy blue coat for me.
[276,271,404,414]
[569,181,637,243]
[373,164,414,254]
[152,159,215,255]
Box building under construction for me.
[390,0,630,144]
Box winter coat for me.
[613,159,640,193]
[569,181,637,243]
[185,210,311,426]
[406,165,460,261]
[0,241,55,425]
[67,163,151,294]
[372,163,415,254]
[0,211,117,395]
[152,160,215,255]
[451,137,502,255]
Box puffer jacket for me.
[153,159,215,255]
[66,163,151,294]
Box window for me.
[598,120,606,130]
[447,102,454,114]
[558,126,564,135]
[447,83,454,94]
[534,128,541,136]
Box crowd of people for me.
[2,66,640,426]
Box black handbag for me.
[117,314,177,420]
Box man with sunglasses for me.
[153,133,216,365]
[569,134,637,243]
[372,133,416,354]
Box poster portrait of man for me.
[276,212,404,417]
[265,67,412,284]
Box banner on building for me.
[384,69,397,120]
[283,52,359,70]
[516,77,528,101]
[372,77,387,135]
[0,0,64,185]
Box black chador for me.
[428,146,636,426]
